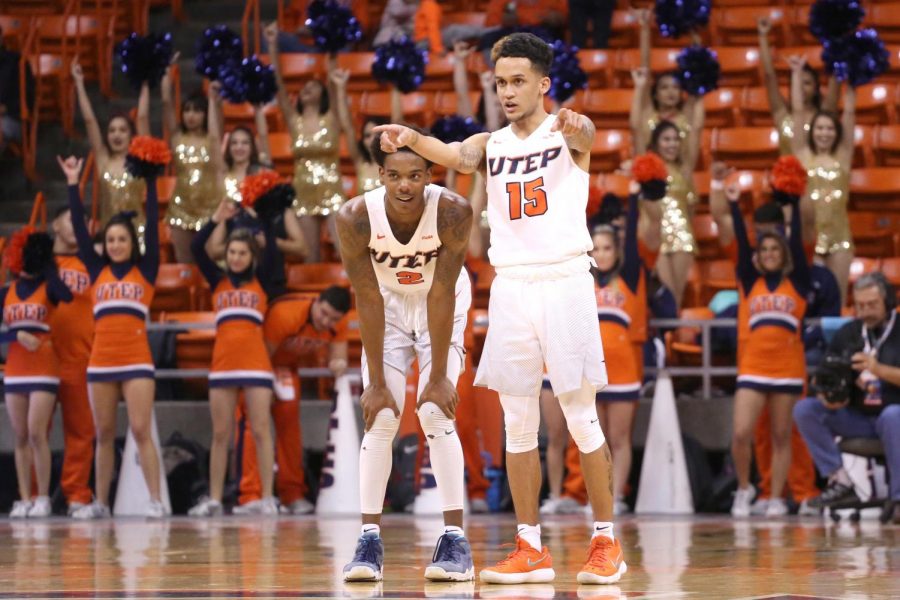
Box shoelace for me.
[493,541,528,567]
[586,539,616,567]
[433,535,465,564]
[352,536,381,564]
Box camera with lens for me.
[813,351,859,406]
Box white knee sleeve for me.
[359,363,407,516]
[558,380,605,454]
[500,394,541,453]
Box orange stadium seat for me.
[578,49,613,88]
[851,125,876,169]
[420,53,455,92]
[613,48,680,86]
[155,176,176,215]
[607,9,639,49]
[582,88,632,129]
[849,167,900,211]
[691,213,722,260]
[787,5,818,47]
[441,11,485,28]
[848,257,881,287]
[468,259,495,310]
[714,6,788,47]
[599,172,631,198]
[151,264,199,319]
[0,14,30,51]
[0,0,66,15]
[259,53,323,93]
[28,53,73,135]
[359,91,433,127]
[336,52,382,92]
[848,211,900,257]
[35,14,114,97]
[714,46,763,87]
[667,306,715,367]
[848,83,895,126]
[703,87,740,128]
[220,102,281,135]
[699,259,737,305]
[712,127,780,170]
[871,3,900,44]
[773,46,824,85]
[874,124,900,166]
[881,258,900,293]
[590,129,630,173]
[267,132,294,178]
[881,45,900,83]
[741,86,785,127]
[432,90,480,117]
[286,262,349,293]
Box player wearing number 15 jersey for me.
[336,130,474,583]
[374,32,625,585]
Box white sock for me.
[361,524,381,537]
[517,523,542,551]
[832,468,852,487]
[592,521,614,540]
[418,401,465,512]
[359,408,401,515]
[444,525,464,537]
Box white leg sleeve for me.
[417,352,465,512]
[500,394,541,453]
[359,362,407,515]
[558,378,605,454]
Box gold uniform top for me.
[356,173,381,195]
[659,162,697,254]
[224,172,243,204]
[804,156,854,255]
[643,111,691,146]
[777,114,810,156]
[166,135,221,231]
[291,116,345,216]
[99,168,146,248]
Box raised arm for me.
[136,81,151,136]
[822,76,840,114]
[264,22,299,140]
[683,97,704,172]
[786,194,811,294]
[276,207,310,261]
[708,161,735,248]
[45,266,74,305]
[138,175,160,282]
[58,156,103,278]
[161,55,179,144]
[728,190,757,294]
[630,67,652,154]
[479,71,503,131]
[374,124,490,174]
[788,56,808,156]
[335,198,396,429]
[329,67,362,165]
[838,84,856,165]
[207,81,226,175]
[256,217,280,288]
[621,187,642,294]
[190,218,223,288]
[467,171,487,258]
[757,17,787,124]
[452,42,474,118]
[254,104,272,166]
[71,58,107,163]
[636,8,651,74]
[425,193,473,400]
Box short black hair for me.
[753,202,784,226]
[371,125,433,169]
[320,286,351,314]
[490,32,553,76]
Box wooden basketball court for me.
[0,514,896,599]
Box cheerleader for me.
[728,162,810,517]
[789,56,855,306]
[188,198,278,516]
[2,231,73,518]
[71,58,149,237]
[58,149,165,519]
[162,58,225,263]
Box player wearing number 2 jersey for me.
[374,32,625,585]
[335,129,474,583]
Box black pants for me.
[569,0,615,49]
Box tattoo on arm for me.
[566,116,596,153]
[435,197,473,286]
[458,143,484,172]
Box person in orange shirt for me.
[51,206,96,515]
[234,286,351,514]
[484,0,567,31]
[414,0,443,55]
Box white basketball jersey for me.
[484,115,593,267]
[365,184,443,295]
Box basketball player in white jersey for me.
[374,32,626,585]
[335,128,475,583]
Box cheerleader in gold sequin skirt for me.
[788,56,856,305]
[72,58,148,241]
[266,23,345,263]
[757,17,840,156]
[161,67,225,263]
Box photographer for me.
[793,273,900,522]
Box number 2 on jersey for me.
[506,177,548,220]
[396,271,424,285]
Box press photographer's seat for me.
[833,437,895,524]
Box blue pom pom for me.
[306,0,363,54]
[823,28,890,87]
[372,37,429,94]
[195,25,243,81]
[676,45,720,96]
[219,56,276,105]
[548,40,587,104]
[809,0,865,43]
[431,115,486,144]
[655,0,711,39]
[117,32,173,90]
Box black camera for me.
[813,353,857,406]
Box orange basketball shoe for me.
[576,535,627,584]
[479,536,555,584]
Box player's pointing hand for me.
[373,124,420,154]
[550,108,584,137]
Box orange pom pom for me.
[771,155,807,197]
[240,170,283,208]
[632,153,668,183]
[2,226,36,276]
[127,135,171,165]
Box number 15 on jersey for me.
[506,177,548,220]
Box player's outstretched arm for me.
[373,124,490,174]
[552,108,595,167]
[419,191,473,420]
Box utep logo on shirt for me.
[95,281,145,302]
[370,247,441,270]
[748,293,797,315]
[488,146,562,176]
[4,302,48,324]
[595,287,627,309]
[216,289,261,310]
[59,269,91,295]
